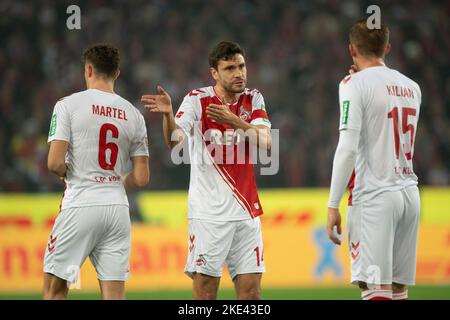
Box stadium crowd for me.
[0,0,448,192]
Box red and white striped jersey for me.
[48,89,149,210]
[175,86,271,221]
[339,66,421,205]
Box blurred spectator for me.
[0,0,448,192]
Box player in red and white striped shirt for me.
[142,41,271,300]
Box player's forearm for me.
[328,130,359,208]
[229,117,272,150]
[162,111,179,149]
[328,148,356,208]
[48,161,67,178]
[122,171,148,188]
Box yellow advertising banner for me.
[1,188,449,293]
[1,223,449,293]
[0,188,449,228]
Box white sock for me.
[361,289,393,300]
[392,290,408,300]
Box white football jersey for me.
[48,88,149,210]
[339,66,421,205]
[175,86,271,221]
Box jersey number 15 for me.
[387,107,416,160]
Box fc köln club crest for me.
[239,106,251,121]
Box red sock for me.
[362,289,392,300]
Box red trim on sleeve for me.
[251,109,268,121]
[342,75,352,84]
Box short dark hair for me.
[82,43,120,79]
[208,41,245,69]
[349,19,389,58]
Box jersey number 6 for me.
[98,123,119,170]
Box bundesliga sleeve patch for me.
[49,113,57,137]
[342,100,350,125]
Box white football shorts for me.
[43,205,131,283]
[347,185,420,286]
[185,217,265,280]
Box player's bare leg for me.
[392,282,408,300]
[358,281,392,300]
[193,273,220,300]
[98,280,125,300]
[233,273,262,300]
[43,273,69,300]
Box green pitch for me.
[1,286,449,300]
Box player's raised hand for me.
[327,207,342,245]
[206,97,236,125]
[141,85,173,114]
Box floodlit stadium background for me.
[0,1,449,299]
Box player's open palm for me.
[141,85,173,114]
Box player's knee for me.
[194,286,218,300]
[193,274,219,300]
[236,280,261,300]
[196,276,217,288]
[43,278,68,300]
[237,287,261,300]
[43,287,67,300]
[203,291,218,300]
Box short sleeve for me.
[48,100,71,143]
[250,91,271,128]
[338,79,362,131]
[175,95,198,136]
[339,76,362,131]
[130,113,149,158]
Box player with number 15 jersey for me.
[327,20,421,301]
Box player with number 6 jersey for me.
[48,86,148,208]
[327,20,421,301]
[43,44,149,300]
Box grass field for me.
[1,286,449,300]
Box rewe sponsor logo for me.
[170,122,279,175]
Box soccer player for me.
[43,44,150,300]
[141,41,271,300]
[327,20,421,300]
